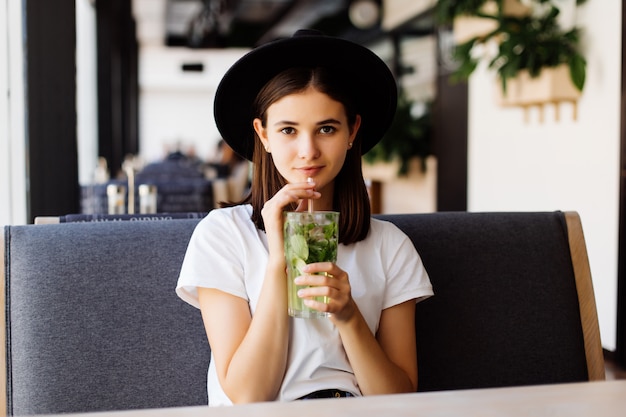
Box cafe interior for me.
[2,0,626,415]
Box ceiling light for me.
[349,0,380,29]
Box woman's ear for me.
[349,115,362,146]
[253,118,270,152]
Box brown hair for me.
[223,67,371,245]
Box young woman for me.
[176,30,433,406]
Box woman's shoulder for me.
[351,217,412,250]
[202,204,252,222]
[369,217,406,237]
[195,204,253,233]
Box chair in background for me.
[81,152,215,215]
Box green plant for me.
[363,93,432,176]
[438,0,587,93]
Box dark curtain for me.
[25,0,79,222]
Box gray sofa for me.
[1,211,604,415]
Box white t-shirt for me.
[176,205,433,406]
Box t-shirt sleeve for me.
[380,222,433,310]
[176,209,249,309]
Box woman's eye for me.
[319,126,336,134]
[280,127,296,135]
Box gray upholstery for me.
[378,212,588,391]
[3,211,592,415]
[4,220,209,415]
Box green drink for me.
[284,211,339,318]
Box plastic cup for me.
[139,184,158,214]
[284,211,339,318]
[107,185,126,214]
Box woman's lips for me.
[298,166,323,177]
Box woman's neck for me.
[314,181,334,211]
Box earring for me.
[348,142,353,148]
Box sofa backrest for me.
[378,211,604,391]
[1,211,604,415]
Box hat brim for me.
[214,32,397,161]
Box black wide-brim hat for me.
[214,29,398,161]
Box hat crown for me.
[293,29,325,38]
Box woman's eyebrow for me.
[273,118,342,126]
[317,118,341,125]
[273,120,299,126]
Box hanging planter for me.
[495,64,581,121]
[439,0,587,119]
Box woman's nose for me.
[298,135,320,159]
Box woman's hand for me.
[294,262,357,323]
[261,180,320,257]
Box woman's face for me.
[254,87,360,206]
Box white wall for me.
[467,2,622,350]
[0,0,27,226]
[138,47,248,163]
